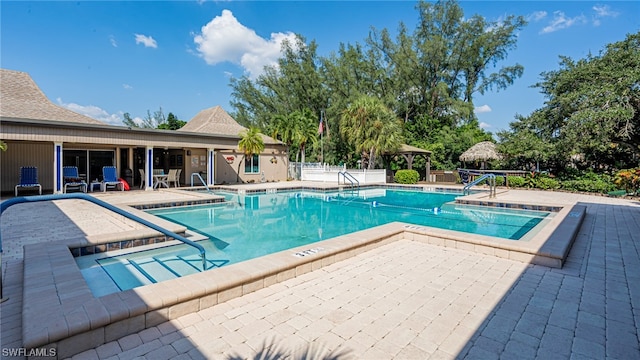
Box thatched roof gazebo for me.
[459,141,501,169]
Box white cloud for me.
[57,98,125,126]
[540,11,587,34]
[123,84,132,90]
[479,122,491,129]
[592,5,619,26]
[592,5,619,18]
[135,34,157,48]
[193,9,298,79]
[474,104,492,114]
[527,11,547,22]
[109,35,117,47]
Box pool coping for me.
[21,186,585,358]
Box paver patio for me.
[1,184,639,359]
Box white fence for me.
[297,163,386,184]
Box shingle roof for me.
[0,69,104,125]
[179,105,281,145]
[178,106,247,136]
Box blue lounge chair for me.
[102,166,124,192]
[15,166,42,196]
[63,166,87,193]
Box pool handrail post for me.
[463,173,496,197]
[0,193,209,274]
[190,172,212,194]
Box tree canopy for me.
[122,108,186,130]
[498,31,640,174]
[228,0,525,172]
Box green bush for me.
[560,171,616,193]
[536,177,561,190]
[495,176,505,187]
[561,179,616,193]
[395,169,420,184]
[507,176,525,187]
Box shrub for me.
[561,179,616,193]
[536,177,560,190]
[395,169,420,184]
[495,176,505,187]
[614,167,640,194]
[507,176,525,187]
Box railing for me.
[463,173,496,197]
[0,193,210,301]
[191,172,212,193]
[338,171,360,188]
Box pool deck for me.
[1,182,639,359]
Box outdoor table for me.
[153,174,169,189]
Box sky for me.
[2,1,638,134]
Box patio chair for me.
[102,166,124,192]
[176,169,182,187]
[139,169,146,189]
[167,169,179,187]
[63,166,87,193]
[15,166,42,196]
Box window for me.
[244,154,259,174]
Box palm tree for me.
[290,109,318,164]
[269,109,319,165]
[340,95,403,169]
[237,126,265,183]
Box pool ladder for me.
[338,171,359,188]
[463,173,497,198]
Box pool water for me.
[80,189,551,294]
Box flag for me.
[318,116,324,135]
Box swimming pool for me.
[78,188,552,295]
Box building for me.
[0,69,288,195]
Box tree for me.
[237,126,265,183]
[230,35,326,129]
[290,109,319,164]
[122,109,185,130]
[497,114,555,171]
[368,0,526,133]
[340,95,403,169]
[502,32,640,173]
[157,113,186,130]
[122,113,138,128]
[227,0,525,170]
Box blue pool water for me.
[83,189,551,294]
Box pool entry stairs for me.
[102,254,226,290]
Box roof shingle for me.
[0,69,104,125]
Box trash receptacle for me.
[123,168,133,188]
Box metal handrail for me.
[191,173,212,193]
[0,193,209,301]
[338,171,360,188]
[463,173,496,197]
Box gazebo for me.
[459,141,501,169]
[383,144,432,183]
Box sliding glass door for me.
[63,149,115,182]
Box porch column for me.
[54,142,63,194]
[207,148,215,186]
[145,146,154,191]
